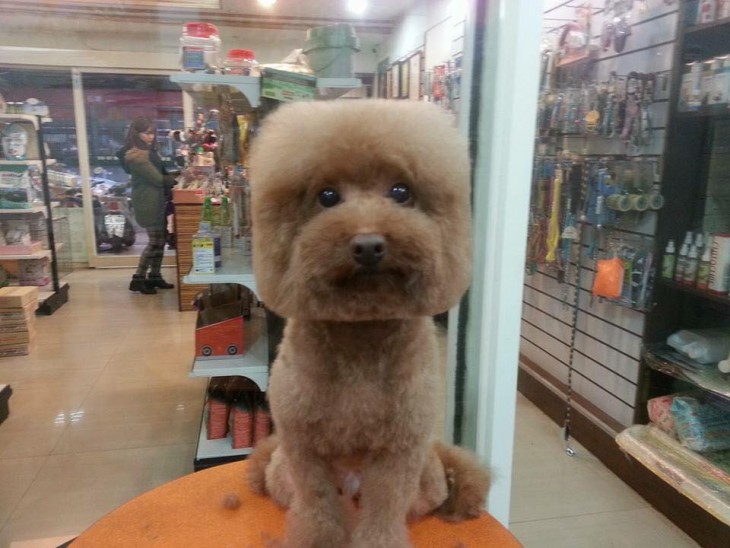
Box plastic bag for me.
[592,257,624,299]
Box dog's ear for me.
[249,100,472,319]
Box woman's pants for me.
[136,226,166,277]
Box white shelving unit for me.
[182,244,267,470]
[0,114,70,314]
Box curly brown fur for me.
[248,100,488,548]
[433,442,491,521]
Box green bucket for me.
[303,23,360,78]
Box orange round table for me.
[71,460,521,547]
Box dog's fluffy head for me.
[250,99,471,321]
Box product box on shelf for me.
[0,241,42,256]
[261,68,317,102]
[195,300,245,359]
[0,286,38,308]
[0,301,36,325]
[0,166,34,209]
[17,257,49,286]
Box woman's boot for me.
[129,274,157,294]
[147,274,174,289]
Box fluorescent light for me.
[348,0,367,15]
[258,0,276,7]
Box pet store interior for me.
[0,0,728,546]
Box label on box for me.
[192,237,215,274]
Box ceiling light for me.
[348,0,367,15]
[258,0,276,7]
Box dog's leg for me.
[408,446,448,521]
[350,451,424,548]
[281,449,348,548]
[247,434,279,495]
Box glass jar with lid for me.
[180,22,221,72]
[222,49,259,76]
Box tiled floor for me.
[0,269,699,547]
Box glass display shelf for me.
[643,344,730,402]
[183,246,257,296]
[616,424,730,527]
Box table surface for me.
[71,459,521,547]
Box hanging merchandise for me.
[545,163,563,264]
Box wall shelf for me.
[616,425,730,527]
[643,344,730,402]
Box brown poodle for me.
[246,99,489,547]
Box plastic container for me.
[303,23,360,78]
[180,22,221,73]
[223,49,259,76]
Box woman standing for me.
[117,117,177,294]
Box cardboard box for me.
[173,188,205,204]
[0,241,43,255]
[0,301,36,324]
[195,301,245,359]
[0,286,38,309]
[261,68,317,102]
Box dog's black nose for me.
[350,234,386,267]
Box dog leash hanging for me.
[562,161,587,457]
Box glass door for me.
[73,70,183,267]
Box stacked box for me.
[17,257,50,286]
[0,286,38,357]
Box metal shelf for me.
[170,72,261,108]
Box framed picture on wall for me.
[399,60,409,99]
[392,62,401,99]
[408,52,422,100]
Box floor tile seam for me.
[45,441,197,460]
[508,504,654,526]
[5,454,52,523]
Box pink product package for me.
[647,395,677,436]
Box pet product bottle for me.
[201,196,222,267]
[684,245,699,286]
[192,221,216,274]
[661,239,676,280]
[675,240,689,283]
[218,195,233,248]
[697,241,712,290]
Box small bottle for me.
[201,196,214,223]
[675,241,689,283]
[697,243,712,290]
[192,221,216,274]
[219,195,233,248]
[694,232,704,256]
[661,240,676,280]
[684,245,699,285]
[201,197,222,267]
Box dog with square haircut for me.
[247,99,489,547]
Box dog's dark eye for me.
[388,184,411,205]
[318,188,341,208]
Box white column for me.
[460,0,543,525]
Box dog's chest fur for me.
[268,317,439,458]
